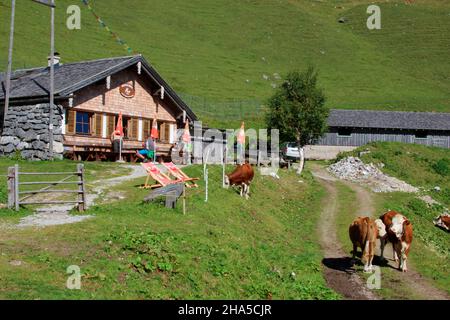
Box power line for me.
[81,0,135,54]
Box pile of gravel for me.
[328,157,418,193]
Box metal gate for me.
[7,164,87,211]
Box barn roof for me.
[0,55,197,121]
[328,109,450,131]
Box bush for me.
[105,231,177,274]
[432,158,450,176]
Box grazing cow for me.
[349,217,387,272]
[433,213,450,231]
[224,163,254,199]
[380,210,413,272]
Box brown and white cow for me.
[380,210,413,272]
[433,213,450,231]
[349,217,387,272]
[224,163,254,199]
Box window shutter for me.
[66,110,76,134]
[160,123,170,142]
[107,115,116,136]
[142,119,151,140]
[127,118,138,140]
[94,113,103,137]
[89,114,96,136]
[164,124,171,143]
[132,118,139,140]
[127,118,133,139]
[160,123,166,142]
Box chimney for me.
[47,52,61,67]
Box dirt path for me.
[311,163,449,300]
[312,165,378,300]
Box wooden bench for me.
[143,183,184,209]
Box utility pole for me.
[31,0,56,159]
[48,0,55,159]
[3,0,16,129]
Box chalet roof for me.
[328,109,450,131]
[0,55,197,121]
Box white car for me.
[281,142,301,160]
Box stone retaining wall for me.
[0,103,64,160]
[304,145,357,160]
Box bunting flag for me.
[115,112,124,136]
[81,0,134,54]
[237,122,245,163]
[237,122,245,145]
[182,120,191,143]
[182,120,192,153]
[151,119,159,139]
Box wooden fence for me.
[7,164,87,211]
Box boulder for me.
[16,116,28,123]
[32,124,48,130]
[17,141,29,151]
[1,144,16,154]
[31,140,46,150]
[24,132,38,142]
[21,150,34,159]
[15,128,27,139]
[53,142,64,154]
[0,136,19,146]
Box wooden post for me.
[205,168,208,203]
[204,149,210,202]
[14,164,19,211]
[77,164,86,211]
[182,183,186,215]
[7,167,15,209]
[222,145,226,188]
[257,150,261,168]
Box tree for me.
[266,67,329,175]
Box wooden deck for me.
[63,135,173,162]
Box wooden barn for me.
[318,109,450,149]
[0,55,197,161]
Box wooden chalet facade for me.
[0,55,197,161]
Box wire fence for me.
[179,93,267,123]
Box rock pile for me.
[328,157,419,193]
[0,104,64,160]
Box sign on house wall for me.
[119,84,135,98]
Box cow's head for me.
[374,219,387,238]
[389,214,406,240]
[224,175,230,188]
[434,214,449,231]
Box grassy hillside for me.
[0,164,339,299]
[1,0,449,128]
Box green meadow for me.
[0,164,339,299]
[1,0,449,128]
